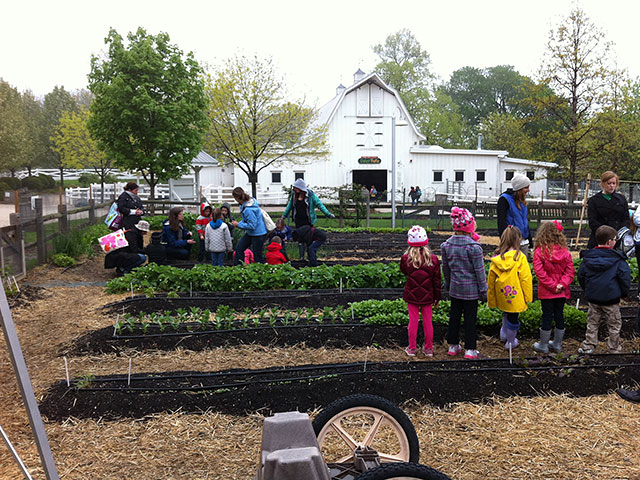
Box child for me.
[532,220,575,353]
[268,218,293,247]
[292,225,327,267]
[441,207,487,359]
[400,226,441,356]
[205,208,233,266]
[488,226,533,350]
[196,204,213,263]
[143,231,167,265]
[577,225,631,354]
[266,236,289,265]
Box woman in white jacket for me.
[205,208,233,266]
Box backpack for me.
[261,208,276,232]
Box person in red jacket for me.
[266,237,288,265]
[400,225,442,357]
[195,203,212,263]
[532,220,575,353]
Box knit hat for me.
[407,225,429,247]
[511,174,531,191]
[450,207,480,241]
[292,178,308,192]
[151,232,163,245]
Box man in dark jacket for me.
[577,225,631,354]
[292,225,327,267]
[104,221,149,276]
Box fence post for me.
[58,204,68,234]
[88,199,96,225]
[365,191,370,228]
[9,213,22,246]
[35,198,45,264]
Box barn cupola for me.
[354,68,366,82]
[336,84,346,96]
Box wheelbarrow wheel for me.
[354,461,452,480]
[312,394,419,467]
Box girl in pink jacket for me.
[532,221,575,353]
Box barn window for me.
[271,172,281,184]
[455,171,465,182]
[505,171,514,181]
[433,171,443,183]
[294,172,305,181]
[526,170,535,181]
[476,170,486,182]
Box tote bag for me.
[261,208,276,232]
[98,229,129,253]
[105,202,123,231]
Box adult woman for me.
[161,207,195,261]
[116,182,145,230]
[497,173,532,256]
[282,179,334,260]
[231,187,267,264]
[586,171,629,249]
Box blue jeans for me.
[540,298,565,330]
[306,230,327,266]
[198,238,207,262]
[122,254,147,273]
[234,234,266,265]
[210,251,226,266]
[165,246,191,261]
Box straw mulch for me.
[1,255,640,479]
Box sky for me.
[2,0,640,107]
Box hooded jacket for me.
[205,219,232,253]
[292,225,326,245]
[266,242,288,265]
[282,179,332,226]
[400,253,442,305]
[440,234,487,300]
[532,245,574,299]
[238,198,267,236]
[488,250,533,312]
[195,203,212,238]
[578,247,631,305]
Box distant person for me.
[221,202,235,236]
[292,225,327,267]
[409,186,418,206]
[370,185,377,199]
[231,187,267,264]
[400,225,441,357]
[143,232,167,265]
[577,225,630,354]
[497,173,532,256]
[205,207,233,266]
[282,179,334,260]
[414,186,422,204]
[116,182,145,230]
[268,218,293,248]
[104,220,149,276]
[195,203,213,263]
[532,221,575,353]
[266,236,289,265]
[586,171,629,249]
[161,207,195,261]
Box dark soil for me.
[39,353,640,421]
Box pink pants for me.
[407,303,433,350]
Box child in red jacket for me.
[400,225,441,357]
[532,220,575,353]
[266,237,288,265]
[195,203,212,263]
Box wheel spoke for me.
[329,421,359,450]
[377,453,405,462]
[362,412,384,447]
[335,453,355,464]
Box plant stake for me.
[63,357,70,387]
[351,304,354,321]
[509,343,512,365]
[339,278,343,293]
[190,282,193,297]
[130,282,134,298]
[127,358,132,386]
[576,298,580,309]
[364,346,370,372]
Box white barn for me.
[210,69,555,203]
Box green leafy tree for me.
[533,7,612,202]
[415,89,466,147]
[42,86,79,183]
[52,108,113,202]
[21,91,47,176]
[480,112,535,159]
[88,27,209,200]
[205,55,328,197]
[0,80,31,176]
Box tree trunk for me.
[100,180,105,203]
[27,166,32,176]
[59,166,64,187]
[249,171,258,198]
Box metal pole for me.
[391,117,396,229]
[0,282,60,479]
[0,424,34,480]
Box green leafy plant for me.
[74,373,96,389]
[51,253,75,267]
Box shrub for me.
[21,176,45,191]
[37,174,56,189]
[2,177,21,190]
[78,173,101,187]
[53,224,110,259]
[51,253,75,267]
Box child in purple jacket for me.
[440,207,488,359]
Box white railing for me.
[11,168,135,181]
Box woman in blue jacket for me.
[231,187,267,264]
[497,173,532,257]
[161,207,195,261]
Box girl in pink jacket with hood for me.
[532,220,575,353]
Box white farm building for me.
[225,69,554,204]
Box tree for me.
[534,7,612,202]
[373,29,433,124]
[415,89,466,147]
[43,86,79,183]
[0,80,30,176]
[52,108,113,202]
[88,28,209,200]
[480,112,535,159]
[21,91,46,176]
[205,56,328,197]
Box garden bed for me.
[39,353,640,421]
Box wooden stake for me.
[63,357,70,387]
[575,174,591,247]
[127,358,132,386]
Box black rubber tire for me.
[354,462,452,480]
[312,394,420,463]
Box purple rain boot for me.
[500,314,508,342]
[504,322,520,349]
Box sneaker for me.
[422,347,434,357]
[447,344,462,356]
[578,347,594,354]
[464,349,480,359]
[405,347,418,357]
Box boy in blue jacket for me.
[578,225,631,354]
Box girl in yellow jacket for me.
[488,226,533,349]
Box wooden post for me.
[58,204,68,234]
[366,192,370,228]
[58,186,63,207]
[113,183,117,201]
[537,191,543,227]
[35,198,45,264]
[575,174,591,247]
[9,213,22,246]
[88,199,96,225]
[13,190,18,213]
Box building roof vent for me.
[336,84,346,96]
[354,68,366,82]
